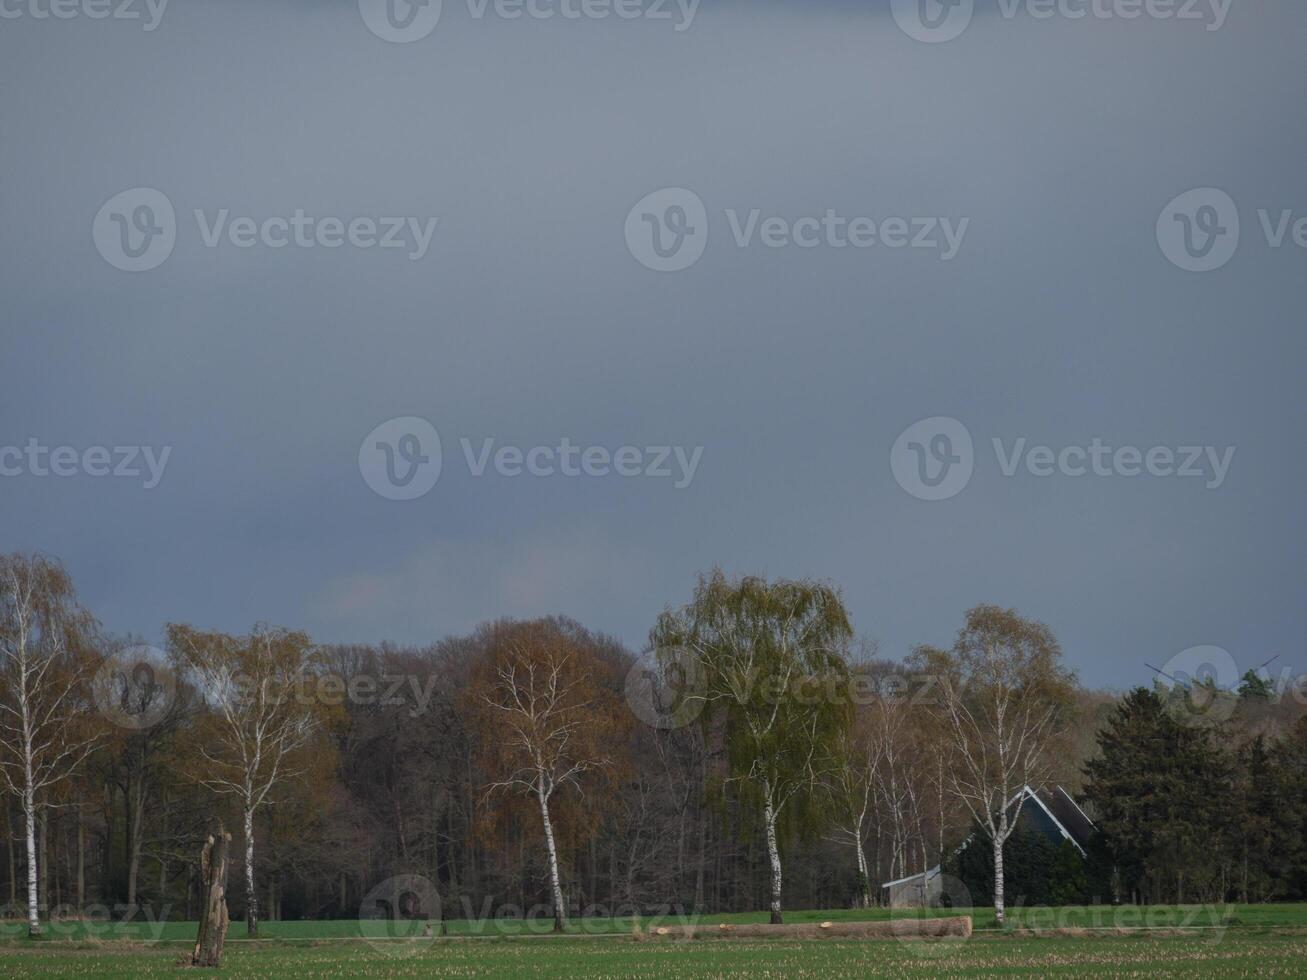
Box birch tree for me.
[168,624,327,938]
[0,554,102,936]
[651,570,853,924]
[465,619,624,932]
[825,703,880,907]
[927,605,1075,925]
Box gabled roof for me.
[1044,786,1095,853]
[1014,789,1097,857]
[880,866,940,889]
[880,784,1095,890]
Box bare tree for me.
[0,554,102,936]
[825,706,880,906]
[169,624,326,937]
[466,620,624,932]
[925,605,1075,924]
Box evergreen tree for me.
[1084,687,1235,903]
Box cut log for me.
[191,826,232,968]
[634,917,972,941]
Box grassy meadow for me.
[1,904,1305,977]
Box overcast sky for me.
[1,0,1303,689]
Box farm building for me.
[880,786,1094,907]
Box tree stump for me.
[191,827,232,968]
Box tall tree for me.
[465,619,627,932]
[927,604,1075,925]
[824,699,880,907]
[1084,686,1233,904]
[168,624,330,937]
[92,639,184,912]
[0,554,103,936]
[651,570,854,923]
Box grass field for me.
[2,905,1305,977]
[2,901,1300,941]
[2,932,1306,977]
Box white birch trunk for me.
[23,783,39,936]
[243,805,258,937]
[855,836,871,908]
[992,832,1005,926]
[763,794,783,924]
[537,787,566,932]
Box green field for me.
[1,932,1306,978]
[2,905,1306,977]
[3,901,1300,942]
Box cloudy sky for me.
[1,0,1303,689]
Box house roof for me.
[878,785,1095,890]
[880,866,940,889]
[1020,785,1091,856]
[1043,786,1095,853]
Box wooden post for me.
[191,826,232,968]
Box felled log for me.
[191,826,232,967]
[634,916,972,941]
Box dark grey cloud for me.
[1,0,1303,688]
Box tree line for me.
[1,552,1304,938]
